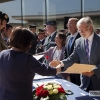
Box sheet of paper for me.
[33,55,44,60]
[62,63,95,74]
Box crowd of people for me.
[0,10,100,100]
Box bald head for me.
[67,18,78,34]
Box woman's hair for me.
[9,28,35,52]
[57,32,66,46]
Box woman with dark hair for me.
[37,32,66,63]
[0,28,62,100]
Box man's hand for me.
[49,60,64,75]
[49,60,61,67]
[82,71,94,77]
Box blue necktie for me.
[85,39,90,62]
[68,37,74,53]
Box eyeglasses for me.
[78,26,89,32]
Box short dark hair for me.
[57,32,66,46]
[9,28,35,52]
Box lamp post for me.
[81,0,84,18]
[21,0,23,27]
[45,0,47,23]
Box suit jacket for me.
[44,31,57,51]
[0,49,56,100]
[64,33,81,58]
[38,46,65,63]
[62,33,100,90]
[36,38,45,53]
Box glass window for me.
[0,0,100,31]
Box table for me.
[33,74,100,100]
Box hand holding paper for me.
[82,71,94,77]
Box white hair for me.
[77,16,94,28]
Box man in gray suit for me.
[50,16,100,92]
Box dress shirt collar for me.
[50,31,56,37]
[85,32,94,42]
[70,32,78,43]
[40,38,45,42]
[70,32,78,38]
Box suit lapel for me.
[81,37,89,63]
[71,33,81,53]
[67,35,71,55]
[90,33,99,63]
[67,33,81,55]
[49,31,57,42]
[42,38,45,45]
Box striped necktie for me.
[85,39,90,62]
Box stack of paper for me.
[62,63,95,74]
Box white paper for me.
[33,55,44,60]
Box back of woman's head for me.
[57,32,66,46]
[9,28,35,52]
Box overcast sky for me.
[0,0,100,23]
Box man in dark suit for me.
[36,29,45,53]
[64,18,81,86]
[44,20,57,51]
[28,25,38,55]
[51,16,100,92]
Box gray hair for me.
[77,16,94,28]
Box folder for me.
[62,63,96,74]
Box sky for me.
[0,0,100,23]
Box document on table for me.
[33,54,44,60]
[62,63,95,74]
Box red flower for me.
[36,85,43,93]
[41,90,49,97]
[36,85,43,97]
[58,87,66,93]
[36,85,49,97]
[45,55,49,60]
[33,83,69,100]
[36,90,42,97]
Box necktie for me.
[85,39,90,62]
[68,37,74,53]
